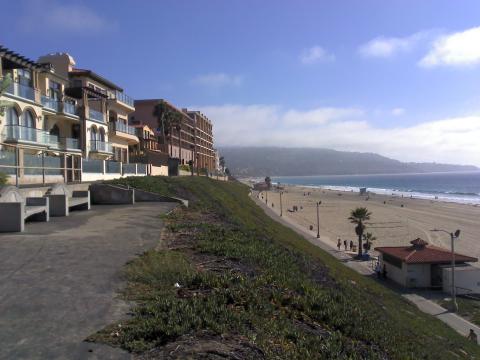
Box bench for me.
[0,186,50,232]
[46,184,90,217]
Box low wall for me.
[150,165,168,176]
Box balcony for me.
[41,96,61,112]
[109,121,136,135]
[89,140,113,154]
[109,90,134,108]
[88,109,105,123]
[62,102,78,116]
[1,125,49,145]
[47,135,81,151]
[108,121,139,144]
[4,81,39,103]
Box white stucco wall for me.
[442,266,480,295]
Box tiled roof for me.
[375,239,478,264]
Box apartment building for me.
[38,53,139,163]
[184,109,215,172]
[130,100,216,172]
[0,46,142,184]
[0,46,83,183]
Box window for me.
[6,107,19,126]
[21,110,35,128]
[17,69,32,86]
[48,81,61,100]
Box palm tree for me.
[363,232,377,253]
[153,100,170,153]
[171,112,183,161]
[0,74,13,116]
[265,176,272,189]
[219,156,225,172]
[348,207,372,258]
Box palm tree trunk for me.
[358,232,363,257]
[178,128,182,164]
[169,125,173,157]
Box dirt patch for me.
[136,331,265,360]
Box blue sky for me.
[2,0,480,165]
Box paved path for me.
[0,202,177,359]
[251,191,480,345]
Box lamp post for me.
[316,201,322,238]
[279,191,283,217]
[430,228,461,312]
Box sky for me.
[2,0,480,166]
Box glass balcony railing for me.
[47,136,81,151]
[88,109,105,123]
[64,138,81,150]
[89,140,113,153]
[110,121,137,135]
[63,102,78,116]
[1,125,49,144]
[109,90,134,107]
[5,81,38,102]
[41,96,61,112]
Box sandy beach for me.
[256,185,480,264]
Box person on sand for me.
[467,329,478,343]
[337,238,341,250]
[349,240,354,251]
[343,239,347,250]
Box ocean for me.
[272,171,480,205]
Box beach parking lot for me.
[0,202,176,360]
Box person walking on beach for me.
[337,238,341,250]
[343,239,347,250]
[467,329,478,343]
[349,240,354,251]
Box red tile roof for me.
[375,238,478,264]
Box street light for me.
[430,228,461,312]
[279,191,283,217]
[316,201,322,238]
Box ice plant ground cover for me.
[89,176,480,359]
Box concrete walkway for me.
[251,191,480,345]
[0,202,177,359]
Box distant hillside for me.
[219,147,478,176]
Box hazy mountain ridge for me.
[219,147,479,176]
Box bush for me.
[179,164,190,172]
[0,171,8,186]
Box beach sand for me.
[257,185,480,263]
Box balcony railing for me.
[64,138,81,150]
[88,109,105,123]
[5,81,39,102]
[41,96,61,112]
[1,125,49,144]
[89,140,113,153]
[63,102,78,116]
[109,121,136,135]
[110,90,134,107]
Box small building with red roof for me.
[375,238,478,290]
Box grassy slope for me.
[93,176,480,359]
[441,297,480,327]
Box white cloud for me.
[21,0,110,33]
[300,46,335,64]
[282,108,363,126]
[419,26,480,67]
[359,32,425,58]
[391,108,406,116]
[191,73,243,87]
[196,104,480,166]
